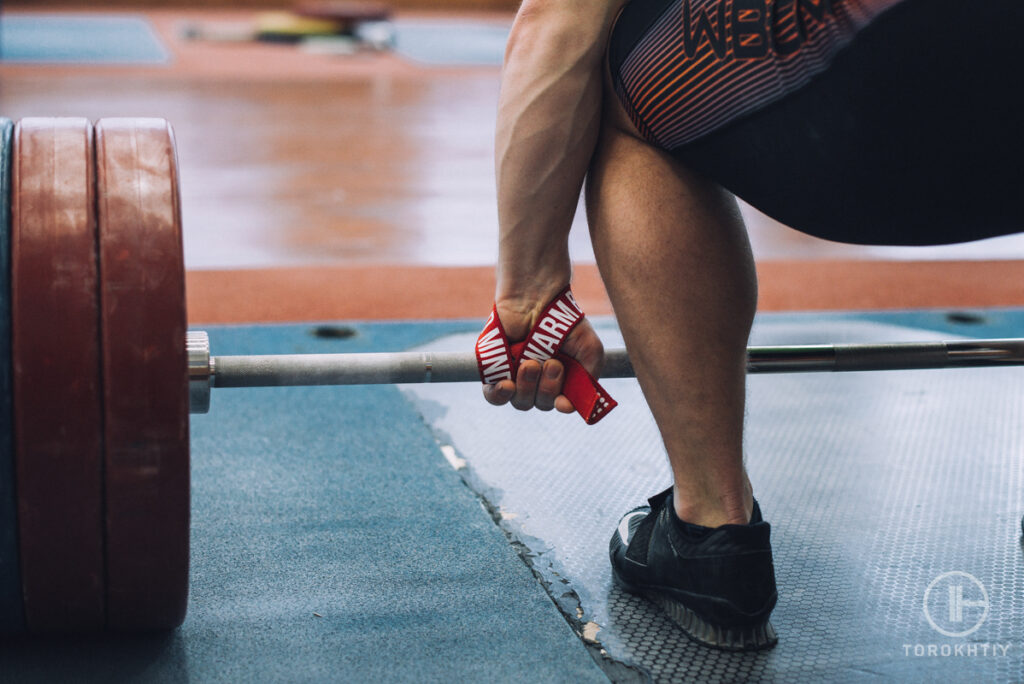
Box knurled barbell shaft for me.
[186,332,1024,414]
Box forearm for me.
[494,0,623,312]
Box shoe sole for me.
[612,566,778,652]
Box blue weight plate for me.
[0,117,25,634]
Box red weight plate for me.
[95,119,190,631]
[11,118,105,632]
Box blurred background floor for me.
[1,5,1021,323]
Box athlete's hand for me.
[481,306,604,414]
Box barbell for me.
[186,332,1024,412]
[1,117,1021,635]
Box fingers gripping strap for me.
[475,288,617,424]
[476,309,514,384]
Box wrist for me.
[493,278,572,341]
[495,262,571,304]
[495,282,570,321]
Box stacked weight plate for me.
[0,117,190,634]
[13,117,106,633]
[95,119,190,631]
[0,118,25,635]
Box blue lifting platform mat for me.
[0,14,169,65]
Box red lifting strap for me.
[475,287,617,425]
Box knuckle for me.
[538,378,563,396]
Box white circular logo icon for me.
[923,571,989,637]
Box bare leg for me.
[585,83,757,529]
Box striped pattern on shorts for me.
[611,0,904,149]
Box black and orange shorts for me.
[608,0,1023,246]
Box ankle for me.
[673,487,753,528]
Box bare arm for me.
[484,0,627,412]
[494,0,627,335]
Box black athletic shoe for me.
[609,487,778,651]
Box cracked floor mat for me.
[400,314,1024,683]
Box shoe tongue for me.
[750,500,763,524]
[646,487,674,510]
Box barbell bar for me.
[2,116,1022,636]
[186,331,1024,413]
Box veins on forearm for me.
[495,45,602,283]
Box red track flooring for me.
[185,261,1024,324]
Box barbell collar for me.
[187,330,212,414]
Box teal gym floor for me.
[1,309,1021,682]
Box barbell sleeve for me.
[186,331,1024,414]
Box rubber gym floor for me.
[1,7,1022,683]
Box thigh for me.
[609,0,1024,246]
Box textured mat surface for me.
[0,321,605,682]
[0,15,169,64]
[401,312,1024,682]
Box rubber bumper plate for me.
[95,119,190,631]
[11,118,105,632]
[0,118,26,634]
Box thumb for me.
[559,319,605,378]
